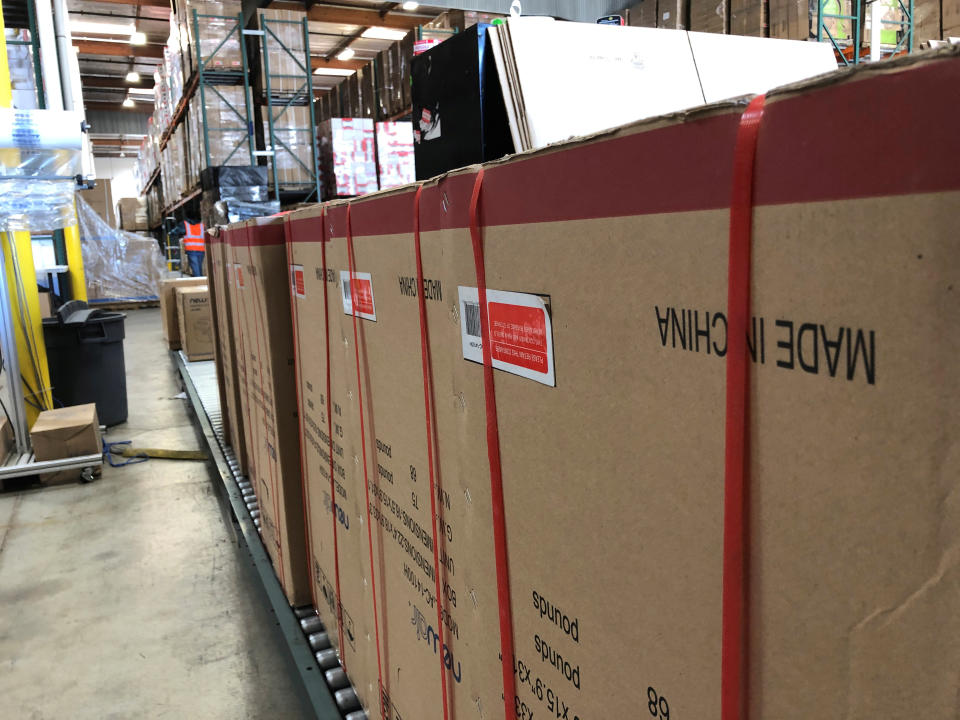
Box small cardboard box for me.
[176,286,214,361]
[0,416,13,460]
[160,276,207,349]
[118,197,148,231]
[30,404,101,462]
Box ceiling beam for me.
[310,56,367,71]
[270,3,425,30]
[84,100,154,111]
[82,76,156,89]
[74,39,164,58]
[78,0,171,7]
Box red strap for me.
[319,209,347,667]
[468,169,518,719]
[345,203,387,717]
[413,185,452,720]
[285,218,318,613]
[722,94,765,720]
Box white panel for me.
[688,32,838,103]
[496,18,706,150]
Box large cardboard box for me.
[628,0,660,26]
[286,50,960,719]
[769,0,810,38]
[913,0,942,45]
[176,286,214,361]
[79,178,115,227]
[160,276,208,349]
[208,227,247,474]
[730,0,766,35]
[228,217,309,605]
[690,0,728,32]
[30,404,101,461]
[943,0,960,34]
[118,197,148,231]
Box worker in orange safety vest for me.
[183,218,205,277]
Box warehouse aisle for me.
[0,309,311,719]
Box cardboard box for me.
[690,0,728,32]
[228,217,309,605]
[942,0,959,34]
[208,227,248,474]
[30,404,101,462]
[0,416,13,461]
[628,0,659,27]
[658,0,689,27]
[375,121,416,190]
[79,178,115,227]
[160,276,208,349]
[285,50,960,719]
[769,0,810,39]
[176,286,214,361]
[730,0,767,35]
[118,197,149,231]
[913,0,942,45]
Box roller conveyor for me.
[175,351,367,720]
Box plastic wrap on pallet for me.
[200,191,279,227]
[201,165,267,189]
[0,109,84,231]
[375,121,415,190]
[318,118,378,198]
[76,195,166,301]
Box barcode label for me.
[458,287,555,387]
[463,301,481,337]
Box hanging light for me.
[130,31,147,45]
[337,47,355,61]
[402,1,420,10]
[125,71,141,83]
[122,97,135,108]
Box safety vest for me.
[183,221,205,252]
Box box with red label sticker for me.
[283,51,960,720]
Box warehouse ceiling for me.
[50,0,447,155]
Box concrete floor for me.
[0,308,312,720]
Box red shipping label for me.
[488,302,549,374]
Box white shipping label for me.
[290,264,305,299]
[340,270,376,321]
[458,287,555,387]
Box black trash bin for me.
[42,300,128,426]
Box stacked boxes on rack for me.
[175,0,243,73]
[209,51,960,720]
[317,118,378,198]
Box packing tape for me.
[722,93,766,720]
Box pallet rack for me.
[259,14,322,204]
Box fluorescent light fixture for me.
[361,26,409,41]
[130,31,147,45]
[336,47,355,61]
[313,67,356,76]
[70,19,135,36]
[122,97,135,108]
[125,71,140,83]
[402,1,420,10]
[127,87,155,95]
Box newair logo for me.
[654,306,877,385]
[410,603,462,683]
